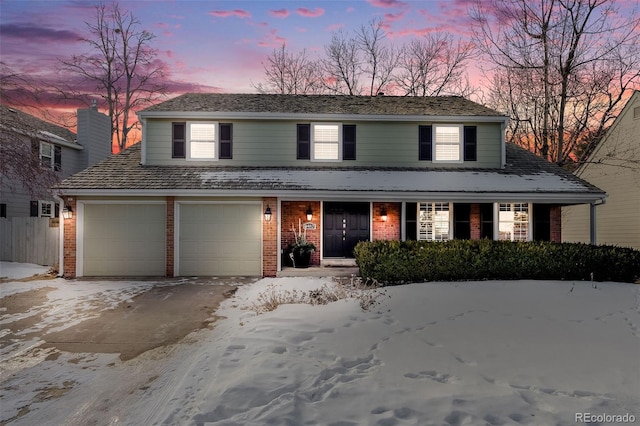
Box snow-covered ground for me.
[1,269,638,425]
[0,261,50,280]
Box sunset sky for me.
[1,0,637,127]
[1,0,485,99]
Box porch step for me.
[321,258,357,267]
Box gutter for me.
[590,196,607,245]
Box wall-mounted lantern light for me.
[306,205,313,222]
[264,205,272,222]
[62,205,73,220]
[380,206,388,222]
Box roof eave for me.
[136,110,510,123]
[57,188,605,204]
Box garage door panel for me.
[179,203,261,276]
[83,203,165,276]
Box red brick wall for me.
[62,197,76,278]
[166,196,175,277]
[470,204,481,240]
[281,201,321,266]
[550,205,562,242]
[263,198,278,276]
[372,202,401,240]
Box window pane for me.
[191,141,216,158]
[418,202,450,241]
[435,126,459,143]
[190,123,216,141]
[498,203,529,241]
[314,142,339,160]
[314,124,339,142]
[435,144,460,161]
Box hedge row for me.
[354,239,640,285]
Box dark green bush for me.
[354,240,640,285]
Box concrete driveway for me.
[2,276,257,362]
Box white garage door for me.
[83,203,166,276]
[179,203,261,276]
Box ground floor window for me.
[498,203,530,241]
[418,202,451,241]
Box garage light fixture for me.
[62,205,73,220]
[264,205,272,222]
[305,205,313,222]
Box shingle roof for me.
[141,93,506,117]
[57,143,604,203]
[0,104,77,143]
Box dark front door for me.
[323,202,370,258]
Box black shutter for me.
[172,122,186,158]
[480,203,494,239]
[30,201,39,217]
[54,146,62,171]
[463,126,477,161]
[418,125,432,161]
[533,204,551,241]
[219,123,233,159]
[453,203,471,239]
[0,203,7,218]
[405,202,417,240]
[54,203,59,218]
[343,124,356,160]
[297,124,310,160]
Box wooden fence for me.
[0,217,59,266]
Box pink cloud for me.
[269,9,290,18]
[209,9,251,18]
[346,7,355,13]
[296,7,324,18]
[367,0,408,9]
[256,29,287,48]
[387,27,440,38]
[384,10,407,22]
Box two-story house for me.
[0,104,111,219]
[56,94,605,278]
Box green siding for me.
[145,118,502,168]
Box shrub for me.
[354,240,640,285]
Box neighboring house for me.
[56,93,605,278]
[0,104,111,219]
[563,90,640,250]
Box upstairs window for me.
[30,200,55,218]
[419,125,477,162]
[312,123,341,161]
[434,124,462,162]
[498,203,530,241]
[40,142,53,168]
[298,123,353,161]
[188,122,217,160]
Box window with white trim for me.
[434,124,463,162]
[498,203,530,241]
[312,123,341,161]
[40,142,54,168]
[40,201,54,217]
[418,202,451,241]
[188,122,217,160]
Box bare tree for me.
[472,0,640,165]
[395,32,476,97]
[59,2,166,152]
[355,20,399,96]
[253,45,321,94]
[321,30,362,95]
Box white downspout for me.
[590,198,606,245]
[53,194,65,277]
